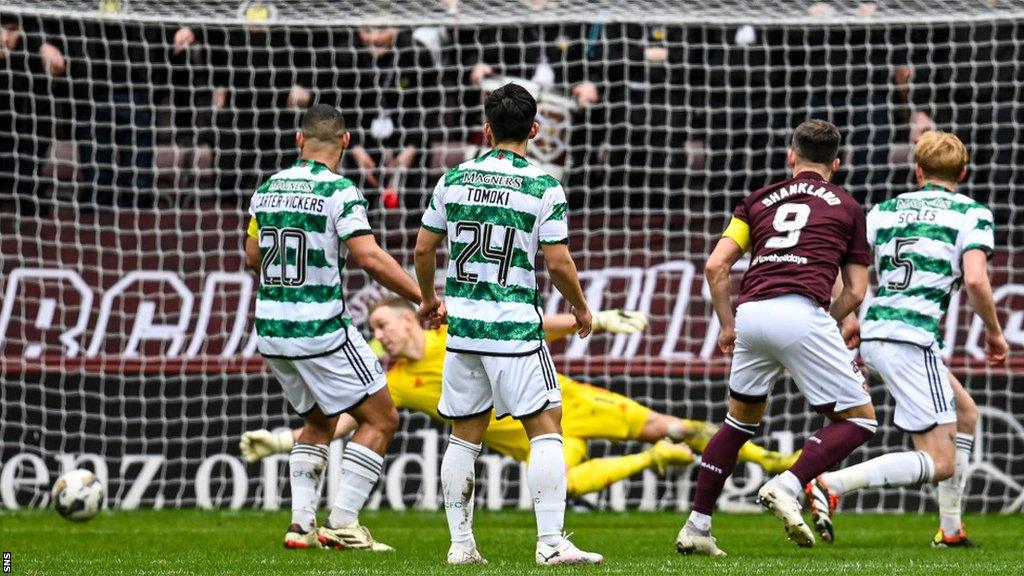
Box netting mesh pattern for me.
[1,1,1023,511]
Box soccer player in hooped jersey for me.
[245,104,422,551]
[415,83,603,565]
[806,131,1007,548]
[677,120,878,556]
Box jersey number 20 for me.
[260,227,307,286]
[765,203,811,249]
[454,222,515,286]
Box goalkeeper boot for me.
[805,475,838,544]
[535,534,604,565]
[447,541,488,565]
[757,482,815,548]
[932,525,979,548]
[760,449,802,475]
[283,523,323,550]
[318,522,394,552]
[240,429,293,463]
[675,521,727,557]
[650,440,696,475]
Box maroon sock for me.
[691,415,758,515]
[789,420,874,485]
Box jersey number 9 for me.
[765,203,811,249]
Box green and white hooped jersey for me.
[421,149,569,355]
[248,159,371,359]
[862,184,995,348]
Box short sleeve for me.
[421,178,447,234]
[334,184,372,241]
[732,197,749,223]
[843,205,872,266]
[960,206,995,258]
[538,184,569,244]
[865,205,879,246]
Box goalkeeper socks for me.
[691,414,758,515]
[789,418,876,486]
[528,433,567,546]
[938,433,973,535]
[566,452,654,497]
[289,443,328,532]
[441,435,482,545]
[823,451,935,494]
[328,442,383,528]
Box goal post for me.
[1,0,1023,513]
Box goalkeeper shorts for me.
[861,340,957,433]
[264,326,387,417]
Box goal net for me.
[2,0,1023,514]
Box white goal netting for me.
[2,0,1023,513]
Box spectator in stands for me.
[42,14,195,208]
[316,26,441,209]
[0,13,63,215]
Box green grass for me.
[0,509,1018,575]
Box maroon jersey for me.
[734,171,870,308]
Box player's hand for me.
[349,146,379,188]
[985,329,1008,365]
[470,63,493,85]
[38,42,66,76]
[571,306,593,339]
[389,146,418,170]
[173,26,196,55]
[840,314,861,350]
[718,325,736,354]
[418,297,446,329]
[592,309,648,334]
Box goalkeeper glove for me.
[592,309,649,334]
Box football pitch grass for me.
[1,509,1019,575]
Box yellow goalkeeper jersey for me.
[387,327,651,463]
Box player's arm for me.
[542,242,592,338]
[832,275,861,349]
[543,310,649,341]
[347,234,422,304]
[829,262,868,324]
[705,236,745,354]
[414,227,447,326]
[963,249,1008,364]
[244,218,260,273]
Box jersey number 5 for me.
[454,222,515,286]
[765,203,811,249]
[260,227,307,286]
[887,237,919,291]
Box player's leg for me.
[640,412,798,474]
[757,299,876,548]
[808,341,955,544]
[678,302,780,557]
[934,372,979,547]
[494,348,601,565]
[262,357,328,550]
[239,414,358,463]
[437,352,493,564]
[565,437,694,498]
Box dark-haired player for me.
[245,104,421,551]
[676,120,878,556]
[415,83,603,565]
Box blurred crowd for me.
[1,6,1021,216]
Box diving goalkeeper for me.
[241,297,798,496]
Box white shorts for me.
[860,340,956,432]
[263,326,386,417]
[729,294,871,412]
[439,346,562,420]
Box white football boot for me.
[757,482,815,547]
[535,534,604,565]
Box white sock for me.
[772,471,803,496]
[289,443,328,532]
[938,433,973,535]
[441,435,482,546]
[686,511,712,534]
[529,433,566,547]
[823,451,935,495]
[328,442,383,528]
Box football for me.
[52,469,105,522]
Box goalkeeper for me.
[242,297,799,497]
